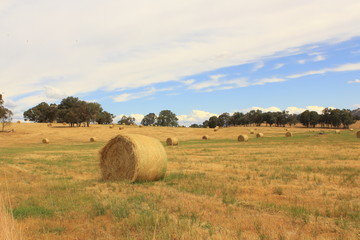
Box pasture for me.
[0,123,359,239]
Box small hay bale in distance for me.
[250,130,254,134]
[109,125,114,129]
[119,126,124,130]
[238,134,249,142]
[17,120,21,124]
[202,135,209,140]
[100,134,167,182]
[139,125,143,128]
[166,137,179,146]
[349,128,353,131]
[90,137,96,142]
[335,130,340,134]
[357,131,360,138]
[214,128,219,132]
[285,132,292,137]
[256,133,264,138]
[42,138,50,144]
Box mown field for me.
[0,123,359,240]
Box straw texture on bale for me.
[357,131,360,138]
[256,133,264,138]
[335,130,340,134]
[285,132,292,137]
[202,135,209,140]
[90,137,96,142]
[166,137,179,146]
[100,134,167,182]
[238,134,249,142]
[250,130,254,134]
[42,138,49,144]
[214,128,219,132]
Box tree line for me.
[0,94,13,131]
[23,97,115,127]
[190,108,356,129]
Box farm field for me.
[0,123,359,240]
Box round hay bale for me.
[139,125,143,128]
[42,138,50,144]
[250,130,254,134]
[285,128,289,131]
[256,133,264,138]
[109,125,114,129]
[90,137,96,142]
[206,126,209,128]
[356,131,360,138]
[62,122,67,125]
[238,134,249,142]
[99,134,167,182]
[335,130,340,134]
[122,123,126,125]
[17,120,21,124]
[166,137,179,146]
[202,135,209,140]
[349,128,353,131]
[47,123,52,127]
[119,126,124,130]
[214,128,219,132]
[285,132,292,137]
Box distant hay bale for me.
[62,122,67,125]
[100,134,167,182]
[285,132,292,137]
[47,123,52,127]
[214,128,219,132]
[215,126,219,129]
[109,125,114,129]
[119,126,124,130]
[357,131,360,138]
[202,135,209,140]
[90,137,96,142]
[139,125,143,128]
[42,138,50,144]
[285,128,289,131]
[206,126,209,129]
[256,133,264,138]
[17,121,21,124]
[250,130,254,134]
[349,128,353,131]
[335,130,340,134]
[166,137,179,146]
[122,123,126,125]
[238,134,249,142]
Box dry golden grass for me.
[0,122,359,239]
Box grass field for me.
[0,123,359,239]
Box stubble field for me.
[0,123,359,240]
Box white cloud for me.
[287,62,360,78]
[273,63,285,69]
[113,113,144,124]
[44,86,67,99]
[252,62,265,72]
[353,104,360,109]
[286,105,335,114]
[253,78,285,85]
[113,87,172,102]
[348,79,360,83]
[177,110,219,125]
[298,59,306,64]
[1,0,360,101]
[313,55,326,61]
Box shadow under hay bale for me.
[100,134,167,182]
[238,134,249,142]
[166,137,179,146]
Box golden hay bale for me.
[47,123,52,127]
[206,126,209,128]
[349,128,353,131]
[122,123,126,125]
[238,134,249,142]
[285,128,289,131]
[202,135,209,140]
[90,137,96,142]
[215,126,219,129]
[62,122,67,125]
[109,125,114,129]
[42,138,49,144]
[119,126,124,130]
[99,134,167,182]
[285,132,292,137]
[256,133,264,138]
[214,128,219,132]
[250,130,254,134]
[166,137,179,146]
[16,121,21,124]
[139,125,143,128]
[335,130,340,134]
[357,131,360,138]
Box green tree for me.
[157,110,178,127]
[141,113,157,126]
[96,111,115,124]
[218,113,230,127]
[118,115,135,125]
[0,105,13,131]
[23,102,58,123]
[340,109,355,128]
[208,116,219,128]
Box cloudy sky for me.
[1,0,360,125]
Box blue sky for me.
[1,1,360,125]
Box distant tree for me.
[97,111,115,124]
[141,113,157,126]
[118,115,135,125]
[299,110,319,128]
[189,123,201,128]
[329,109,342,128]
[340,109,355,128]
[229,112,243,126]
[263,112,276,127]
[157,110,178,127]
[23,102,58,123]
[202,120,209,128]
[0,105,13,131]
[208,116,219,128]
[287,114,298,127]
[218,113,231,127]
